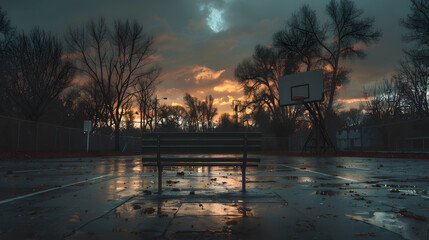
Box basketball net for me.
[291,96,305,108]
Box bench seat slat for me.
[141,132,262,138]
[143,162,259,167]
[141,157,260,162]
[142,145,261,149]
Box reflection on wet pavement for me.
[0,155,428,239]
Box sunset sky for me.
[1,0,412,116]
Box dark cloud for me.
[1,0,412,112]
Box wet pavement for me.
[0,154,428,239]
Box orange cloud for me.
[213,80,242,93]
[148,54,162,62]
[214,95,245,107]
[192,65,225,83]
[171,102,184,107]
[187,19,206,32]
[337,98,367,104]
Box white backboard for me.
[279,69,324,106]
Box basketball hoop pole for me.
[279,69,335,154]
[301,101,336,154]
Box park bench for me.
[141,132,262,193]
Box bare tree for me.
[3,28,74,121]
[134,68,160,133]
[363,79,403,124]
[157,105,187,131]
[395,55,429,116]
[218,113,234,131]
[273,5,321,71]
[339,107,364,127]
[235,45,301,135]
[202,95,218,130]
[0,7,14,114]
[0,7,13,53]
[401,0,429,62]
[183,93,217,132]
[183,93,201,132]
[67,18,158,151]
[277,1,381,111]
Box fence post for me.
[35,123,39,151]
[17,119,21,151]
[55,127,58,151]
[68,128,71,151]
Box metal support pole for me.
[154,96,157,132]
[242,134,248,192]
[157,135,162,194]
[68,128,71,151]
[54,127,58,151]
[17,120,21,151]
[35,123,39,151]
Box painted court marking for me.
[0,172,156,205]
[0,175,107,205]
[258,163,358,182]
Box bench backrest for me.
[141,132,262,153]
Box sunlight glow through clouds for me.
[192,65,225,83]
[213,79,241,93]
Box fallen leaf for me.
[25,211,37,216]
[226,220,237,225]
[143,207,155,214]
[355,232,367,236]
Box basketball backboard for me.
[279,69,324,106]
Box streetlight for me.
[232,100,241,130]
[154,95,167,131]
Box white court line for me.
[259,163,358,182]
[263,163,429,200]
[0,175,107,205]
[0,172,155,205]
[1,169,58,175]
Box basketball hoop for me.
[291,96,304,108]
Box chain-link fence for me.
[0,115,141,152]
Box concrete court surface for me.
[0,154,428,240]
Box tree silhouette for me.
[67,18,158,151]
[235,45,301,135]
[134,68,160,133]
[3,28,74,121]
[401,0,429,62]
[363,79,403,124]
[183,93,217,132]
[0,7,14,114]
[396,55,429,117]
[274,0,381,111]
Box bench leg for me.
[157,165,163,194]
[242,165,246,192]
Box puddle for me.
[282,176,319,183]
[371,176,396,179]
[320,183,344,188]
[373,184,417,188]
[313,190,345,196]
[346,211,427,240]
